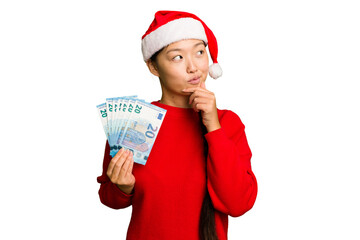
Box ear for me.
[146,59,160,77]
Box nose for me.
[186,57,197,73]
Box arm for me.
[183,83,257,216]
[205,111,258,217]
[97,142,134,209]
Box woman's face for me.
[147,39,209,100]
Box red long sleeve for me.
[97,141,133,209]
[96,102,257,240]
[205,110,257,217]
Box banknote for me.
[117,100,166,165]
[111,97,133,157]
[96,103,109,138]
[97,96,166,165]
[105,97,115,145]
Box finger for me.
[189,90,213,104]
[128,155,134,174]
[200,81,206,89]
[120,157,131,178]
[107,148,125,177]
[194,103,209,113]
[122,150,133,174]
[192,98,210,112]
[182,86,209,93]
[111,149,130,181]
[114,147,126,157]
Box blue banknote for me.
[97,96,166,165]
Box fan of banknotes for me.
[96,95,166,165]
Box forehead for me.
[164,39,206,52]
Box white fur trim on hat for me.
[141,18,208,61]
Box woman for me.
[97,10,258,240]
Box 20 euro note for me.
[97,97,166,165]
[116,100,166,165]
[96,103,109,139]
[102,95,138,147]
[110,96,137,157]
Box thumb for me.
[200,81,206,89]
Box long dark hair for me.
[199,120,218,240]
[199,191,218,240]
[149,52,218,240]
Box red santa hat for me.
[141,10,223,79]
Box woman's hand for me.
[182,82,221,133]
[107,148,135,195]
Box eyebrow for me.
[165,42,205,55]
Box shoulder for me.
[217,108,246,137]
[217,109,245,128]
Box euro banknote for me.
[96,96,166,165]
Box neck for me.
[159,93,191,108]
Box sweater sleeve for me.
[97,141,133,209]
[205,110,258,217]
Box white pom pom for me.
[209,63,223,79]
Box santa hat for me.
[141,10,223,79]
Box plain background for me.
[1,0,359,239]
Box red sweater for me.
[97,101,257,240]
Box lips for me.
[187,76,201,85]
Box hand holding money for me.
[106,148,135,194]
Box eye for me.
[173,55,183,61]
[197,50,204,55]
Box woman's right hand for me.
[107,148,135,195]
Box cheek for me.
[199,60,209,73]
[158,64,185,88]
[159,64,179,79]
[199,54,209,72]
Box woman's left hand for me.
[182,82,221,132]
